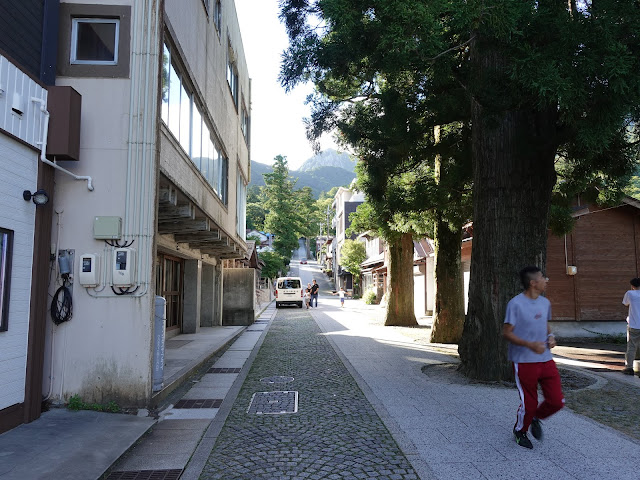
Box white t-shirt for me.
[622,289,640,329]
[504,292,553,363]
[338,291,345,299]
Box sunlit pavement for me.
[179,242,640,479]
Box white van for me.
[275,276,304,308]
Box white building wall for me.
[43,0,158,405]
[0,138,39,410]
[0,54,46,410]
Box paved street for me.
[182,244,640,479]
[199,305,418,479]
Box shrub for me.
[363,289,377,305]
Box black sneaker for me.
[513,428,533,449]
[622,368,635,375]
[530,418,543,441]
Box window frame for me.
[241,103,249,142]
[214,0,222,34]
[162,39,229,206]
[226,57,238,108]
[202,0,211,16]
[0,228,14,332]
[57,4,131,78]
[70,18,120,65]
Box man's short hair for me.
[631,278,640,288]
[519,266,542,290]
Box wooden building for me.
[545,196,640,322]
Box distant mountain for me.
[298,149,356,173]
[249,150,357,198]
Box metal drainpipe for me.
[31,97,94,191]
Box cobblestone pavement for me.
[199,307,419,480]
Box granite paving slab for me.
[198,307,420,479]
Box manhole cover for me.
[247,391,298,414]
[260,375,294,384]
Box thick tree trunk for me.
[385,233,418,326]
[458,35,557,380]
[430,218,465,344]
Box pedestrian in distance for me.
[333,287,346,307]
[304,283,311,309]
[310,279,319,308]
[503,266,565,449]
[622,277,640,376]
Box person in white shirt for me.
[333,287,346,307]
[622,277,640,376]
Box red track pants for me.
[513,360,565,433]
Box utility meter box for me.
[113,248,136,287]
[94,216,122,240]
[79,254,100,287]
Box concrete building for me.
[0,0,251,430]
[331,185,364,291]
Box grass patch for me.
[67,394,121,413]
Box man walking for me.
[310,279,319,308]
[622,277,640,376]
[503,266,565,449]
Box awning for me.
[360,252,384,267]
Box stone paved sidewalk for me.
[199,307,419,480]
[312,299,640,480]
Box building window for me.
[214,0,222,33]
[227,54,238,107]
[71,18,119,65]
[241,105,249,142]
[162,41,229,205]
[0,228,14,332]
[58,4,130,77]
[236,173,246,238]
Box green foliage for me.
[263,155,303,258]
[259,251,286,279]
[363,288,377,305]
[281,0,640,233]
[625,176,640,200]
[339,239,366,289]
[67,394,121,413]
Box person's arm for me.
[546,325,557,348]
[503,323,546,354]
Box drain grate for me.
[247,391,298,414]
[174,399,222,408]
[260,375,294,384]
[208,367,242,374]
[105,469,182,480]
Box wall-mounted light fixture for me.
[23,189,50,206]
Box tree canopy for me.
[280,0,640,379]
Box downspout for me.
[132,0,160,297]
[31,97,94,191]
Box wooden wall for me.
[546,205,640,322]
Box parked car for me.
[300,259,307,264]
[275,276,304,308]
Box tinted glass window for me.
[73,20,118,63]
[278,279,301,289]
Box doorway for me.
[156,253,184,333]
